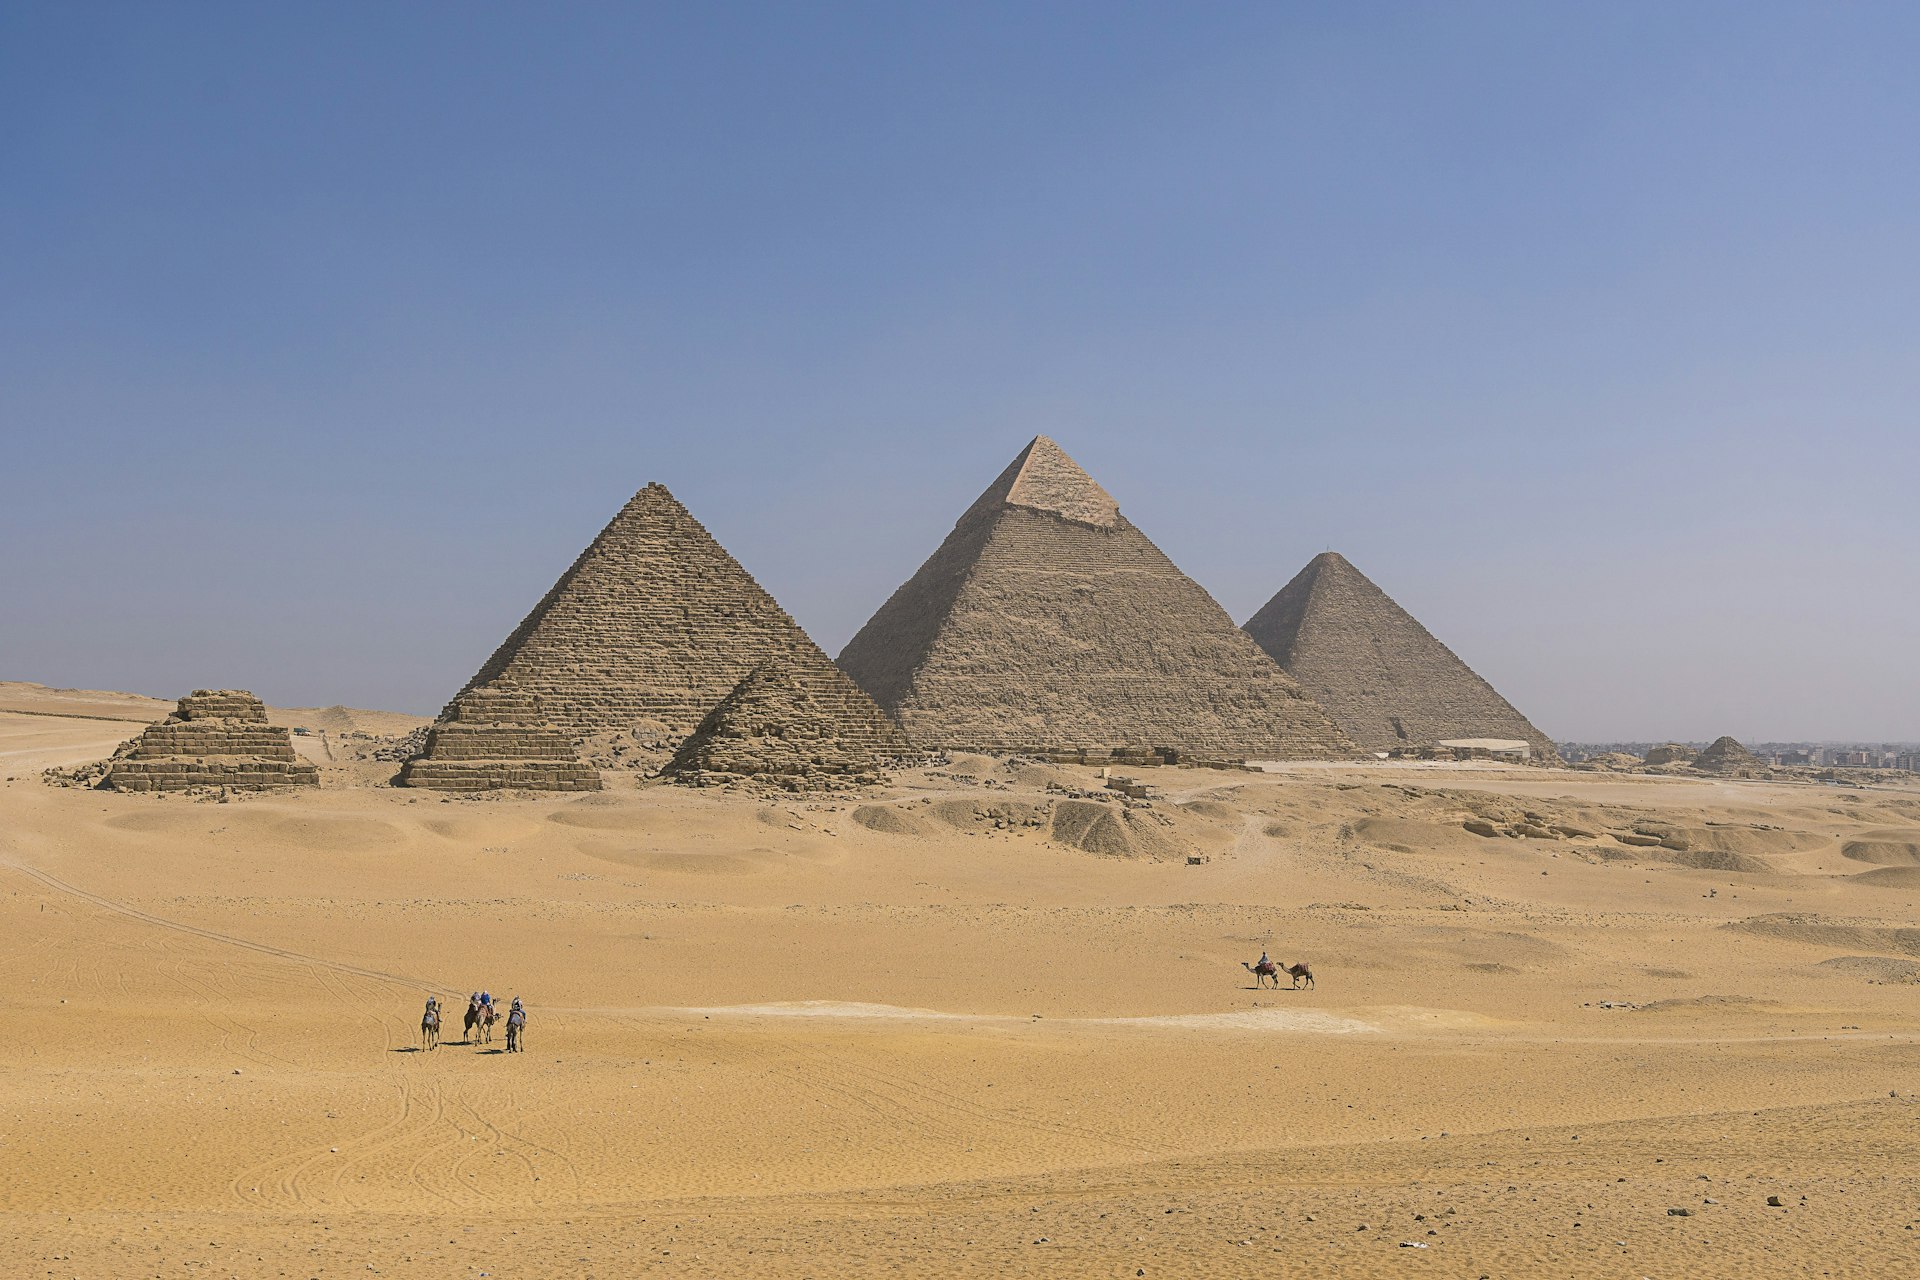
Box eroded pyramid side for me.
[1244,552,1556,759]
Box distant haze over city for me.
[2,5,1915,741]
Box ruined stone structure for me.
[1644,743,1697,766]
[105,690,319,792]
[1692,735,1761,773]
[836,437,1353,758]
[663,655,912,791]
[1243,552,1556,760]
[401,482,903,790]
[396,685,601,792]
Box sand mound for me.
[1851,866,1920,889]
[602,847,761,874]
[1725,914,1920,957]
[851,804,927,836]
[1664,847,1773,873]
[262,814,407,852]
[1049,799,1136,855]
[1683,825,1823,856]
[100,808,404,852]
[1048,799,1183,859]
[1841,836,1920,866]
[1352,816,1471,853]
[548,802,660,831]
[1817,955,1920,982]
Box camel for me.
[1243,959,1314,990]
[420,1002,441,1051]
[476,1002,497,1044]
[505,1005,525,1053]
[463,998,482,1044]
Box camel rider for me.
[1258,951,1271,970]
[509,997,524,1021]
[480,991,493,1010]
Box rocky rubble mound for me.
[1643,743,1697,766]
[1691,735,1763,774]
[1570,752,1644,772]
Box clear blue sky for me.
[3,2,1915,741]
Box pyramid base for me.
[668,766,883,793]
[397,760,602,792]
[106,758,320,792]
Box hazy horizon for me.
[4,4,1916,742]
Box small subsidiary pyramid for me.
[1243,552,1556,760]
[106,690,319,792]
[1691,735,1760,772]
[836,437,1353,758]
[402,483,905,789]
[663,655,912,790]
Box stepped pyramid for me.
[1242,552,1555,759]
[401,483,904,790]
[397,685,602,792]
[836,437,1353,758]
[106,690,319,792]
[663,655,912,791]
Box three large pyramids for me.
[405,437,1550,789]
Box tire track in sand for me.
[0,860,459,996]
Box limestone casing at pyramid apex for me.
[961,435,1121,529]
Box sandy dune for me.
[4,706,1919,1276]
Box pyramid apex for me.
[978,436,1120,527]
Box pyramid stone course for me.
[664,654,914,791]
[836,437,1354,759]
[106,690,320,792]
[1242,552,1556,760]
[401,482,906,790]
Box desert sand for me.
[4,692,1919,1277]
